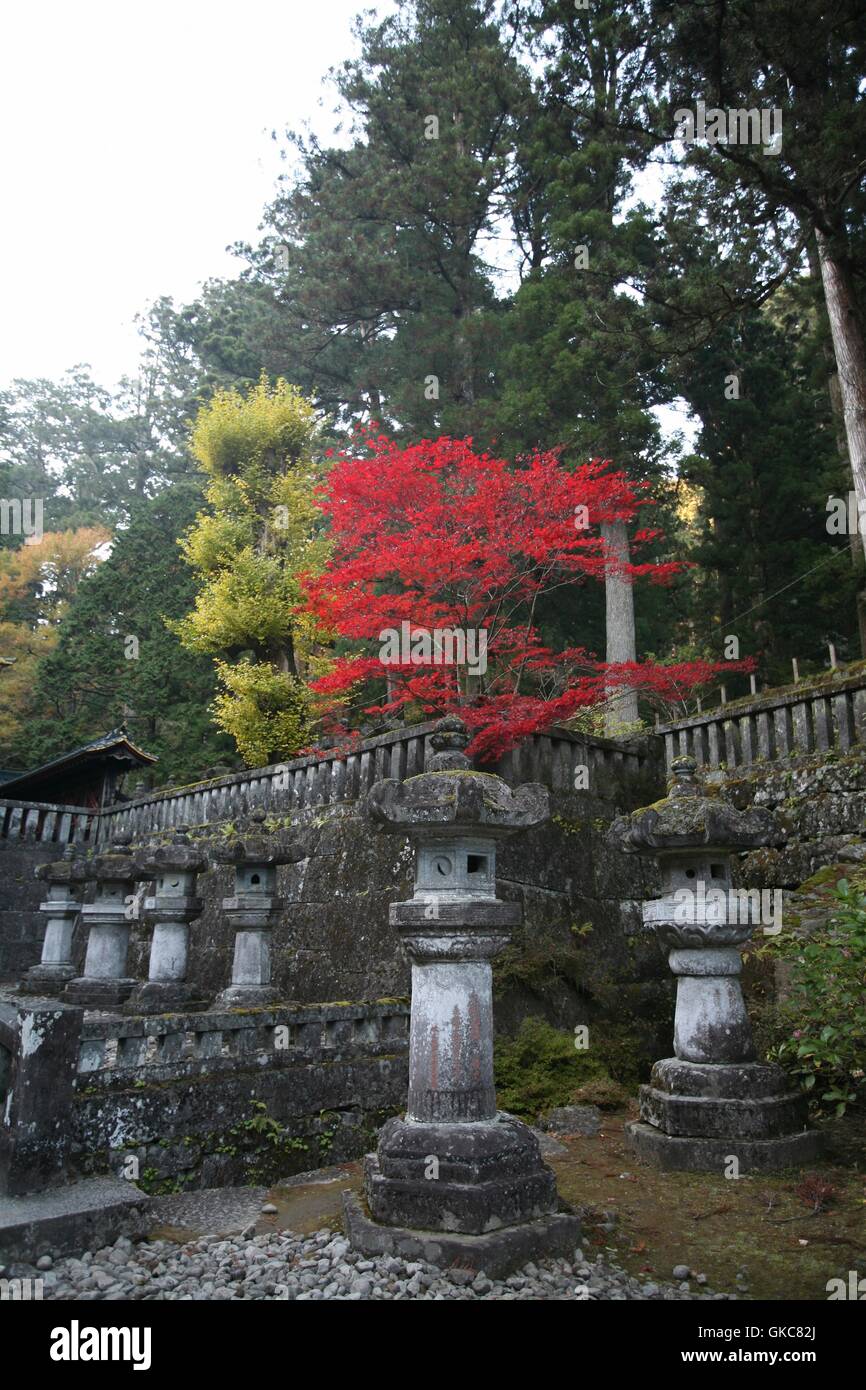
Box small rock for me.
[261,1203,278,1215]
[672,1264,691,1280]
[541,1105,602,1137]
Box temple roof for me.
[0,727,157,799]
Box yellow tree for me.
[172,377,327,766]
[0,527,110,749]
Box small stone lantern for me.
[128,836,207,1013]
[21,847,87,994]
[211,813,304,1007]
[344,715,581,1273]
[64,834,139,1008]
[609,754,820,1171]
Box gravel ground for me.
[8,1229,734,1301]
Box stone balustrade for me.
[1,725,654,854]
[93,723,653,845]
[0,992,410,1204]
[657,671,866,774]
[75,1001,410,1084]
[0,799,97,844]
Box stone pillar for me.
[609,755,821,1172]
[0,997,83,1194]
[64,834,139,1009]
[20,847,87,994]
[212,813,303,1008]
[127,836,206,1013]
[344,715,581,1275]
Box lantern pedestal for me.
[629,1058,822,1171]
[611,755,821,1173]
[345,716,580,1274]
[64,837,138,1010]
[210,819,303,1009]
[20,850,86,995]
[343,1190,582,1281]
[128,839,206,1014]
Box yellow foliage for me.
[172,550,301,655]
[0,622,57,744]
[0,528,110,747]
[0,526,110,622]
[212,660,311,767]
[190,375,317,482]
[176,377,329,764]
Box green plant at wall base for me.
[765,881,866,1117]
[493,1016,629,1120]
[240,1099,286,1145]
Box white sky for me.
[0,0,695,449]
[0,0,394,388]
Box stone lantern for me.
[21,846,88,994]
[128,836,207,1013]
[609,754,820,1171]
[211,812,304,1007]
[64,834,139,1008]
[344,715,581,1273]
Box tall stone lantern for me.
[21,847,87,994]
[344,715,581,1274]
[211,813,304,1007]
[64,834,139,1009]
[128,836,207,1013]
[609,754,820,1172]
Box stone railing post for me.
[211,812,304,1007]
[609,754,820,1172]
[64,834,139,1009]
[0,997,83,1194]
[344,714,581,1274]
[127,835,207,1013]
[20,847,87,994]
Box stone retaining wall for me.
[0,993,410,1196]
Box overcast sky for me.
[0,1,693,447]
[0,0,394,388]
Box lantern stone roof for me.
[134,834,208,876]
[367,715,549,837]
[210,810,306,867]
[609,754,778,856]
[79,832,140,883]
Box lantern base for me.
[63,977,137,1009]
[640,1061,810,1140]
[629,1057,821,1171]
[213,984,280,1008]
[363,1114,562,1235]
[627,1121,822,1173]
[343,1190,581,1279]
[125,980,206,1014]
[18,963,76,996]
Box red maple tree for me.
[302,431,743,761]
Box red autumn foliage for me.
[302,431,747,760]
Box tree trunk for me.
[600,519,639,733]
[807,230,866,656]
[815,227,866,570]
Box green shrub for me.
[494,1016,625,1120]
[766,880,866,1117]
